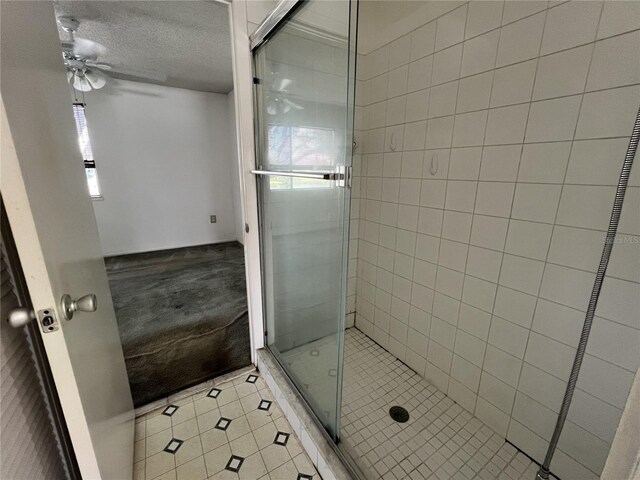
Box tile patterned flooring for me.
[134,372,320,480]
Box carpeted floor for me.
[105,242,251,407]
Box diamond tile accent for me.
[297,474,313,480]
[161,405,179,417]
[207,388,221,398]
[246,374,258,384]
[274,431,290,446]
[215,417,232,431]
[257,399,272,411]
[163,438,184,454]
[225,455,244,472]
[135,370,320,480]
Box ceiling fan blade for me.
[282,98,304,110]
[73,74,92,92]
[73,38,107,59]
[276,78,292,92]
[85,60,112,71]
[85,69,107,90]
[109,66,168,83]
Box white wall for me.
[353,1,640,479]
[87,79,242,256]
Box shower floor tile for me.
[285,328,554,480]
[341,328,547,480]
[133,370,320,480]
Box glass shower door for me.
[253,0,356,440]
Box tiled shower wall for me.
[352,1,640,479]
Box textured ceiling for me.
[54,1,233,93]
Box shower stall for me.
[249,1,640,479]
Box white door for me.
[0,2,134,479]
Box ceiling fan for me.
[266,75,304,115]
[58,15,111,91]
[58,15,166,92]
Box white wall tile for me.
[410,21,437,62]
[566,138,639,186]
[499,254,545,295]
[387,65,409,98]
[518,142,571,184]
[533,44,592,100]
[511,183,562,223]
[461,275,497,313]
[470,215,509,250]
[454,329,486,367]
[484,103,529,145]
[504,219,553,261]
[451,354,482,391]
[587,31,640,91]
[597,0,640,39]
[441,210,472,242]
[456,72,494,113]
[577,354,635,410]
[458,303,492,340]
[588,317,640,372]
[432,44,464,85]
[452,110,488,147]
[540,0,602,55]
[483,344,522,387]
[449,147,482,180]
[475,397,509,436]
[576,85,640,139]
[496,12,545,67]
[501,0,547,25]
[445,180,477,213]
[490,59,538,107]
[404,89,430,123]
[556,185,615,231]
[488,316,530,358]
[407,57,433,93]
[436,5,468,51]
[466,246,503,283]
[465,1,504,39]
[478,371,516,414]
[474,181,515,218]
[493,285,538,329]
[448,379,478,412]
[388,34,412,70]
[461,30,500,77]
[479,145,521,181]
[525,95,582,142]
[524,331,576,381]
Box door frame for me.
[226,0,266,358]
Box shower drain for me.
[389,406,410,423]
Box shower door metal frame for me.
[249,0,359,450]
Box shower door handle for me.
[251,166,351,187]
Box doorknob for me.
[7,307,35,328]
[61,293,97,320]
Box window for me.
[267,125,337,189]
[72,103,101,198]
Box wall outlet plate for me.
[210,215,217,223]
